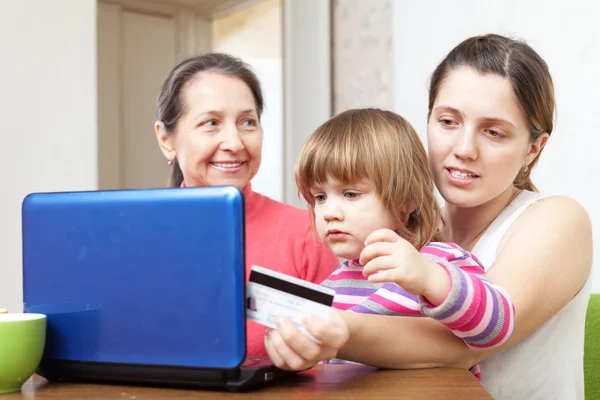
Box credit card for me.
[246,265,335,342]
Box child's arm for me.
[321,260,424,315]
[417,242,515,350]
[360,230,515,350]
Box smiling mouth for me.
[210,162,244,169]
[447,168,478,179]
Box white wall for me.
[392,0,600,292]
[282,0,331,208]
[212,0,284,202]
[0,0,98,311]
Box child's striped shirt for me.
[321,242,516,378]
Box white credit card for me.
[246,265,335,342]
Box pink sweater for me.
[183,182,339,356]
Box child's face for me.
[310,178,396,261]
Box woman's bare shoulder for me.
[504,194,591,244]
[494,193,592,295]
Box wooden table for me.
[9,365,492,399]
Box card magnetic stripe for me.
[248,271,333,306]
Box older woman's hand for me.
[264,308,349,371]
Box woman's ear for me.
[155,121,176,162]
[525,132,550,166]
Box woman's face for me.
[427,66,544,208]
[157,73,262,189]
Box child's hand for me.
[264,309,349,371]
[360,229,450,305]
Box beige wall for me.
[212,0,284,202]
[213,0,281,59]
[0,0,98,311]
[332,0,393,114]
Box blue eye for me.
[344,191,360,199]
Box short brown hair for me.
[295,108,444,250]
[428,34,555,192]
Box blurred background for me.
[1,0,599,311]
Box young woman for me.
[264,34,592,400]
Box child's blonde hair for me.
[295,108,445,250]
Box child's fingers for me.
[363,228,400,246]
[359,241,395,266]
[367,270,395,283]
[362,255,396,277]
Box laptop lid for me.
[22,186,246,371]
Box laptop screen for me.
[22,186,246,370]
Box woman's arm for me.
[340,312,473,369]
[339,196,592,368]
[266,196,592,370]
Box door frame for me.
[97,0,213,190]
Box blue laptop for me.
[21,186,294,391]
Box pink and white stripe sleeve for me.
[418,243,516,350]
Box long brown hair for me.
[295,108,445,250]
[428,34,555,192]
[155,53,264,187]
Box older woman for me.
[154,53,339,357]
[264,34,592,400]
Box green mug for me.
[0,313,47,393]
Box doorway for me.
[97,0,217,190]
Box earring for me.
[523,165,529,173]
[167,159,174,165]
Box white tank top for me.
[471,190,591,400]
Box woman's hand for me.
[264,309,350,371]
[360,229,450,305]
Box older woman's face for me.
[427,66,543,208]
[163,73,262,189]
